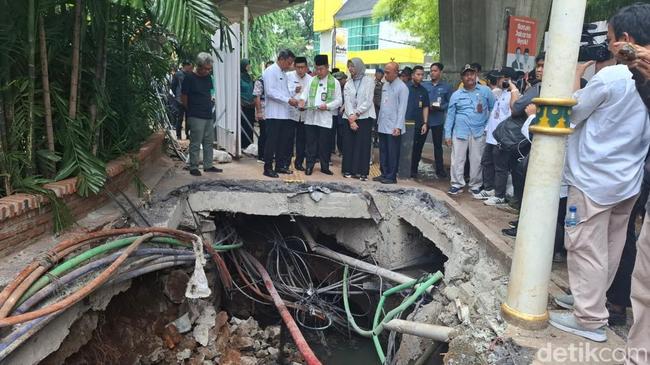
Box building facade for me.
[313,0,425,72]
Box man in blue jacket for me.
[423,62,453,178]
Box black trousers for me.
[330,116,345,154]
[257,119,267,161]
[241,106,255,150]
[276,119,293,169]
[555,197,568,254]
[411,122,429,176]
[481,144,497,191]
[263,118,291,171]
[305,124,332,169]
[379,132,401,181]
[493,146,515,199]
[431,125,444,173]
[341,118,373,176]
[291,121,306,167]
[175,106,185,139]
[607,181,650,307]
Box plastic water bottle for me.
[565,205,579,227]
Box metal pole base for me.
[501,302,549,330]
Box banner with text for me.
[334,27,348,69]
[506,16,538,73]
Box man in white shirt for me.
[285,57,312,171]
[262,49,298,178]
[300,55,342,176]
[549,17,650,343]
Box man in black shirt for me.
[407,66,430,178]
[181,52,222,176]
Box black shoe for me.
[509,220,519,229]
[372,176,384,182]
[275,167,292,174]
[295,164,305,171]
[436,170,448,178]
[321,169,334,176]
[190,169,202,176]
[502,227,517,237]
[380,177,397,184]
[359,175,368,181]
[305,166,313,176]
[607,303,627,326]
[553,252,567,263]
[263,170,279,178]
[204,166,223,173]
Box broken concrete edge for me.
[0,132,164,223]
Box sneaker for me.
[190,169,202,176]
[508,220,518,229]
[549,311,607,342]
[380,177,397,184]
[343,172,352,178]
[501,227,517,237]
[447,187,463,195]
[554,294,574,310]
[204,166,223,173]
[472,189,495,200]
[484,196,507,206]
[257,159,265,164]
[359,175,368,181]
[372,176,385,182]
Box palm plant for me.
[0,0,233,231]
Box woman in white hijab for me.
[341,58,376,181]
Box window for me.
[341,17,380,51]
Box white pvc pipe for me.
[383,319,455,342]
[503,0,587,327]
[296,221,433,294]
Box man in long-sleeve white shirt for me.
[286,57,312,171]
[261,49,298,178]
[549,45,650,341]
[300,55,342,176]
[374,62,409,184]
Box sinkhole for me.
[4,180,509,365]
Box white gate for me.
[212,24,241,157]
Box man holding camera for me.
[549,4,650,345]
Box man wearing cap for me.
[423,62,453,178]
[262,49,298,178]
[374,62,409,184]
[300,55,342,176]
[171,60,193,139]
[477,66,516,205]
[400,66,413,85]
[286,56,312,171]
[444,64,495,195]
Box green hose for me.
[343,265,443,364]
[18,236,185,306]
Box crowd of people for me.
[169,3,650,362]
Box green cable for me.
[212,241,243,251]
[18,236,184,306]
[343,265,374,337]
[371,271,444,363]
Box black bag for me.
[492,116,530,152]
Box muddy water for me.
[305,330,380,365]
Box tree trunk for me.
[39,16,55,152]
[68,0,82,120]
[26,0,36,172]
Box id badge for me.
[321,92,327,102]
[418,100,423,108]
[477,102,483,114]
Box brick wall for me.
[0,132,165,255]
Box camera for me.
[578,23,612,62]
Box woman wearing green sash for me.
[300,55,342,176]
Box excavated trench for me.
[3,180,529,365]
